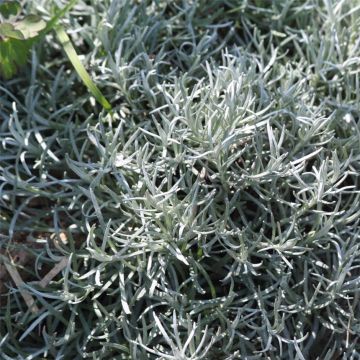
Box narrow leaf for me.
[55,25,112,111]
[42,0,78,34]
[4,257,39,314]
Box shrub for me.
[1,0,360,359]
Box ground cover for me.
[1,0,360,358]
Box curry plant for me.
[0,0,360,359]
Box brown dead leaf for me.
[4,257,39,314]
[38,257,68,288]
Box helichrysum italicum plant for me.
[1,0,360,359]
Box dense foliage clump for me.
[1,0,360,358]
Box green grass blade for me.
[55,25,112,111]
[43,0,78,34]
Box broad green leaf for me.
[0,16,42,78]
[0,1,21,18]
[0,22,24,39]
[13,15,46,39]
[55,25,112,111]
[0,38,32,78]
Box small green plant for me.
[0,0,111,111]
[0,1,45,78]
